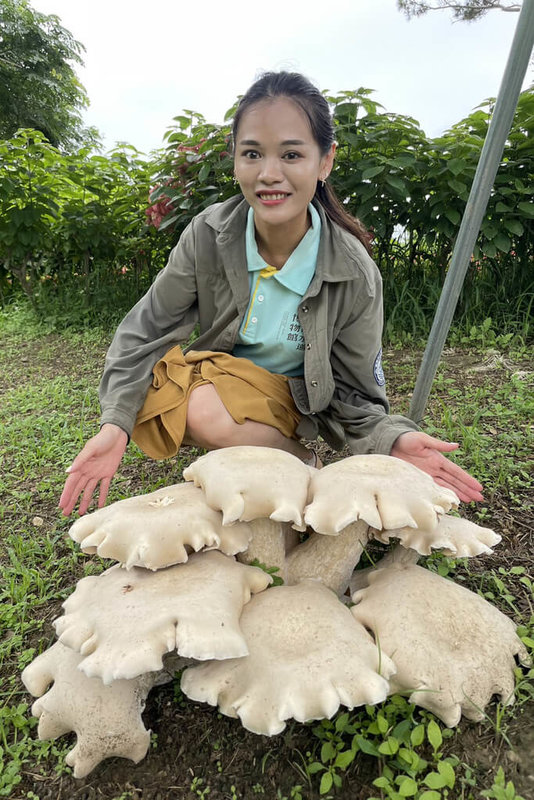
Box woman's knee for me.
[185,383,304,453]
[186,384,236,448]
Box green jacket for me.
[99,195,419,454]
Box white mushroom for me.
[69,482,252,570]
[53,551,271,683]
[183,446,312,529]
[371,513,501,557]
[349,544,420,595]
[286,521,370,596]
[21,641,155,778]
[236,519,300,583]
[351,560,530,727]
[181,581,395,736]
[304,455,459,535]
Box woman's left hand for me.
[390,431,484,503]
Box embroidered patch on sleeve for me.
[373,349,386,386]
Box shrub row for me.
[0,89,532,337]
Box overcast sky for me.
[31,0,529,154]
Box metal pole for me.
[408,0,534,424]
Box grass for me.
[0,301,533,799]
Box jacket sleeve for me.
[99,220,200,436]
[325,261,420,455]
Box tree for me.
[397,1,521,21]
[0,0,90,148]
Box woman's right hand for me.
[59,423,129,516]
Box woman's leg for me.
[185,383,310,460]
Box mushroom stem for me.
[236,518,292,581]
[349,544,420,594]
[286,521,370,596]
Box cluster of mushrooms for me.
[22,447,529,778]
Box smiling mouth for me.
[257,192,289,201]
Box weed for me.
[248,559,284,586]
[0,702,71,795]
[190,775,211,798]
[449,318,518,350]
[481,767,526,800]
[275,787,304,800]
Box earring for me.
[320,177,327,188]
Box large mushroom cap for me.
[371,513,501,557]
[53,551,271,683]
[21,641,154,778]
[69,482,252,570]
[304,454,459,535]
[183,446,312,529]
[351,561,530,727]
[181,581,395,736]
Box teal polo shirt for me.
[233,204,321,377]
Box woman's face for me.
[234,97,335,237]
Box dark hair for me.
[232,71,372,254]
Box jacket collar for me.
[204,197,250,316]
[312,199,375,283]
[202,194,372,284]
[203,195,248,242]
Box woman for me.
[59,72,483,516]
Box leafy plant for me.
[148,108,236,238]
[0,0,90,148]
[1,86,532,339]
[248,559,284,586]
[481,767,526,800]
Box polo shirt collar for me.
[208,195,371,284]
[245,204,321,295]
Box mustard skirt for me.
[131,346,302,459]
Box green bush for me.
[0,88,532,338]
